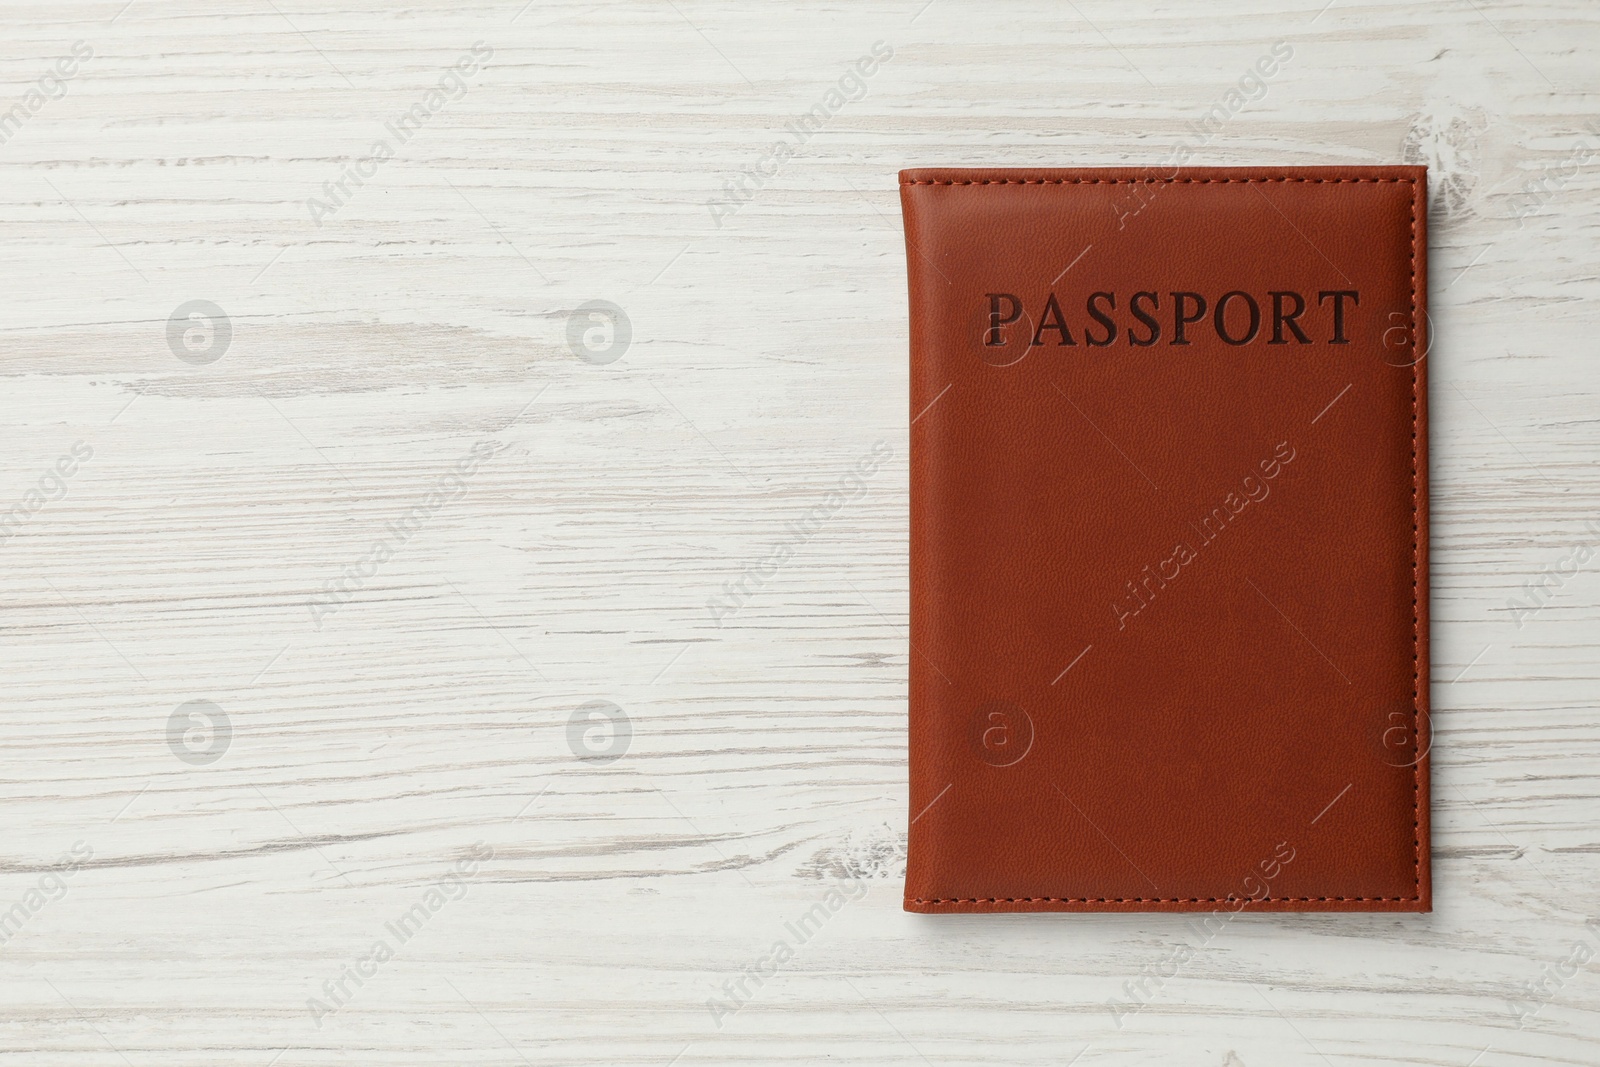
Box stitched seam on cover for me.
[907,175,1425,907]
[909,896,1416,904]
[1410,178,1421,902]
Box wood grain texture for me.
[1,0,1597,1063]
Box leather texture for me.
[902,166,1430,913]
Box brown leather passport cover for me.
[902,166,1429,913]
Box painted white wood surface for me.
[1,1,1598,1063]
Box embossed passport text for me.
[902,166,1430,913]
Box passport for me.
[902,166,1430,912]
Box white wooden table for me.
[3,1,1598,1063]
